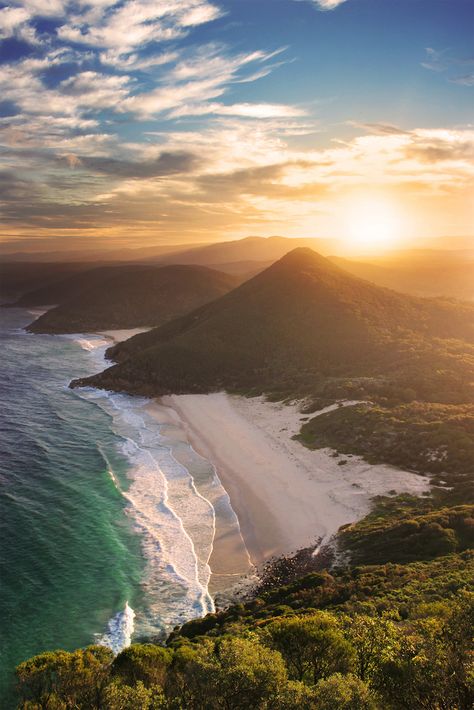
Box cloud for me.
[121,45,289,118]
[305,0,348,10]
[404,131,474,164]
[422,47,474,85]
[347,121,411,136]
[1,1,470,245]
[10,1,69,18]
[99,49,178,71]
[450,73,474,86]
[421,47,448,72]
[57,0,223,51]
[73,150,200,178]
[0,5,39,44]
[170,102,306,119]
[58,71,131,109]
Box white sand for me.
[98,327,150,343]
[161,393,431,567]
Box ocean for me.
[0,308,243,706]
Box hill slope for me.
[71,248,474,400]
[0,262,100,302]
[26,265,239,334]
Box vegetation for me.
[25,265,238,334]
[72,249,474,397]
[15,587,473,708]
[71,248,474,481]
[338,499,474,564]
[13,248,474,708]
[298,402,474,484]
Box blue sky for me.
[0,0,472,252]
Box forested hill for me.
[72,247,474,401]
[0,262,97,302]
[25,265,239,334]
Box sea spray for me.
[98,602,136,655]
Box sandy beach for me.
[98,328,151,343]
[160,393,431,568]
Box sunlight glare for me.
[340,194,405,254]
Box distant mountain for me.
[0,236,334,265]
[0,242,208,264]
[419,236,474,251]
[26,265,239,334]
[72,248,474,400]
[332,251,474,301]
[154,236,334,267]
[6,266,120,308]
[0,262,100,301]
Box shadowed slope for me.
[71,248,474,398]
[26,265,239,334]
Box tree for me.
[313,673,376,710]
[441,592,474,709]
[169,635,289,709]
[265,613,355,684]
[372,603,474,710]
[103,680,166,710]
[16,646,113,709]
[275,680,318,709]
[343,615,400,682]
[112,644,172,688]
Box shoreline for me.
[69,323,430,607]
[21,316,433,645]
[159,393,431,569]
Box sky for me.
[0,0,473,254]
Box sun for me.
[339,194,404,254]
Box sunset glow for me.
[0,1,472,255]
[340,195,407,254]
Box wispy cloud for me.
[422,47,474,84]
[450,73,474,86]
[57,0,223,51]
[121,45,290,118]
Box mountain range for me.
[3,237,473,308]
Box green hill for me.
[72,248,474,399]
[26,265,239,334]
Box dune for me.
[159,393,431,568]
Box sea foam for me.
[97,602,135,656]
[69,332,248,647]
[81,388,216,638]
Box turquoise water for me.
[0,308,241,707]
[0,309,145,705]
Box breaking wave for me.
[69,331,249,647]
[97,602,135,656]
